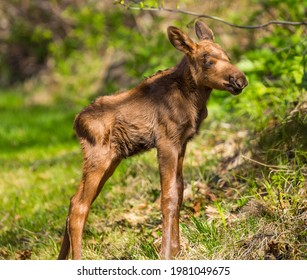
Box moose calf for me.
[58,21,248,260]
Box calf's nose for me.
[236,76,248,88]
[229,75,248,89]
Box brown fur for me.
[58,21,248,260]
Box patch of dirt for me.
[0,248,9,259]
[240,199,273,218]
[16,249,32,260]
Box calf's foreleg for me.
[158,142,186,259]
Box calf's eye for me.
[205,60,215,67]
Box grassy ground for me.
[0,83,306,260]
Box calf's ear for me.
[167,26,196,55]
[195,21,214,41]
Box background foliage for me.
[0,0,306,259]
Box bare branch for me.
[118,4,307,29]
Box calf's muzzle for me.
[225,73,248,95]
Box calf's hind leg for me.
[58,144,120,260]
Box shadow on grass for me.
[258,103,307,164]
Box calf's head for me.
[168,21,248,95]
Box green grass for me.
[0,89,80,259]
[0,84,306,260]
